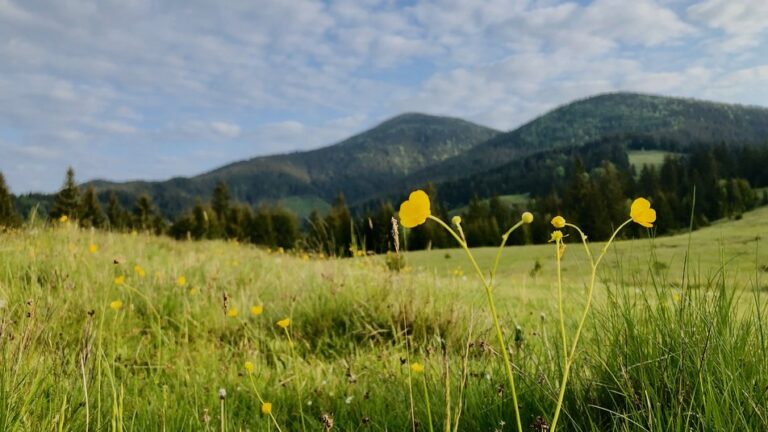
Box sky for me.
[1,0,768,193]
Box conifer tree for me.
[50,167,80,220]
[107,192,128,230]
[132,195,156,231]
[79,186,106,228]
[0,172,20,228]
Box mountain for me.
[399,92,768,188]
[72,92,768,219]
[89,113,499,217]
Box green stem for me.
[550,219,632,431]
[428,216,524,432]
[284,329,306,432]
[555,238,567,366]
[422,375,434,432]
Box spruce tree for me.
[0,172,20,228]
[79,186,106,228]
[50,167,80,220]
[107,192,127,230]
[132,195,156,231]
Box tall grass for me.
[0,220,765,430]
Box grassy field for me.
[0,206,767,431]
[628,150,674,170]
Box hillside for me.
[55,92,768,220]
[89,113,498,217]
[399,92,768,188]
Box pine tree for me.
[50,167,80,220]
[211,181,231,219]
[0,172,20,228]
[79,186,106,228]
[132,195,157,231]
[107,192,128,230]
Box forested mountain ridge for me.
[87,113,499,217]
[398,92,768,188]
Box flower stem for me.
[550,219,632,431]
[428,216,524,432]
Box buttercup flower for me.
[244,361,254,374]
[630,198,656,228]
[250,305,263,316]
[110,300,123,310]
[261,402,272,415]
[134,265,146,278]
[176,275,186,287]
[399,190,431,228]
[521,212,534,224]
[451,215,462,226]
[410,362,424,373]
[114,275,125,286]
[276,318,291,329]
[227,308,238,318]
[549,230,564,242]
[59,215,68,223]
[89,244,98,254]
[551,216,566,228]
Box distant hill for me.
[46,92,768,220]
[399,92,768,189]
[88,113,499,218]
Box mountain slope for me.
[89,114,499,217]
[401,92,768,187]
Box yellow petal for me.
[399,190,431,228]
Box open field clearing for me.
[1,206,766,431]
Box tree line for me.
[1,142,767,254]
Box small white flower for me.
[345,396,353,404]
[306,400,313,406]
[218,388,227,399]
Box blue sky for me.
[1,0,767,193]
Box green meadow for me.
[1,206,766,431]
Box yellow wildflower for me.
[551,216,566,228]
[244,361,254,374]
[110,300,123,310]
[176,275,186,287]
[276,318,291,329]
[227,308,238,318]
[399,190,431,228]
[630,198,656,228]
[250,305,263,316]
[114,275,125,286]
[88,244,98,254]
[521,212,534,224]
[59,215,68,223]
[549,230,564,242]
[451,215,462,226]
[261,402,272,415]
[410,362,424,373]
[134,265,146,278]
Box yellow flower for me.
[410,362,424,373]
[114,275,125,286]
[630,198,656,228]
[672,293,681,303]
[244,361,254,374]
[451,215,462,226]
[134,265,146,278]
[227,308,238,318]
[59,215,68,223]
[276,318,291,329]
[88,244,98,254]
[176,275,186,287]
[399,190,431,228]
[261,402,272,415]
[549,230,564,242]
[521,212,534,224]
[110,300,123,310]
[551,216,566,228]
[250,305,263,316]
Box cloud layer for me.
[1,0,767,192]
